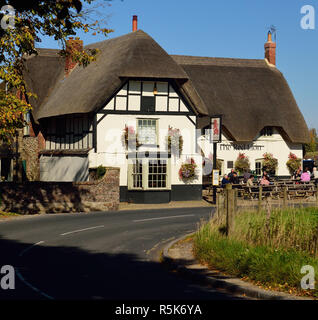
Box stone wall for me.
[20,136,40,181]
[0,167,119,214]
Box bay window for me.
[128,158,170,190]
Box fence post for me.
[216,191,220,221]
[283,186,288,208]
[226,184,235,237]
[258,186,262,213]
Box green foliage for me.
[304,129,317,154]
[96,165,106,180]
[286,153,302,175]
[262,152,278,175]
[234,153,250,174]
[0,1,113,142]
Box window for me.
[141,96,155,113]
[148,160,167,188]
[255,160,262,176]
[0,158,13,182]
[260,127,273,136]
[23,112,30,136]
[227,161,234,169]
[132,160,143,189]
[137,119,158,145]
[128,158,170,190]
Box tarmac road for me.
[0,207,247,300]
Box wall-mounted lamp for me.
[153,83,158,95]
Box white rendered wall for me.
[89,114,201,187]
[198,128,303,176]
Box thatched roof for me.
[31,30,188,120]
[171,55,309,143]
[23,30,309,143]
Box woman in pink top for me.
[301,168,311,182]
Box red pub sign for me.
[210,116,222,143]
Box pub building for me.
[2,17,309,203]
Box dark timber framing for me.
[96,78,196,116]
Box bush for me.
[96,165,107,180]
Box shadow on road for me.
[0,236,245,300]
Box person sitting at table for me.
[301,168,311,182]
[312,167,318,185]
[246,175,254,187]
[294,166,302,180]
[260,172,270,185]
[221,174,230,187]
[230,171,239,184]
[243,169,251,183]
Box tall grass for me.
[194,207,318,295]
[213,207,318,256]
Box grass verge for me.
[194,207,318,297]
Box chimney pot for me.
[133,15,138,32]
[265,31,276,66]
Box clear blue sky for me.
[38,0,318,131]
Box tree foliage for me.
[304,128,317,154]
[0,0,113,142]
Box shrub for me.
[96,165,107,180]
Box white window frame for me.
[136,118,159,146]
[128,158,171,191]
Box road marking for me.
[60,225,104,236]
[19,241,45,257]
[16,268,54,300]
[133,214,195,223]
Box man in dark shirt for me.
[221,175,230,187]
[230,172,239,184]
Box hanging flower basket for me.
[179,158,197,181]
[123,125,140,150]
[286,152,301,175]
[234,153,250,175]
[167,126,183,156]
[262,152,278,175]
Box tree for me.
[0,0,113,142]
[304,128,317,154]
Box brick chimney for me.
[264,31,276,66]
[65,37,83,76]
[132,15,138,32]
